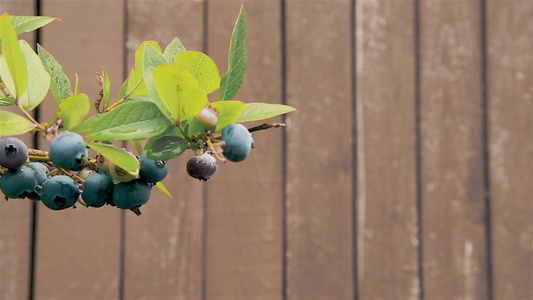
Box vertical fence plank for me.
[205,1,283,299]
[285,1,354,299]
[487,1,533,299]
[34,1,124,298]
[123,2,205,299]
[420,0,489,298]
[355,1,420,298]
[0,2,35,299]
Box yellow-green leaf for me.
[153,64,208,123]
[1,40,51,109]
[0,13,27,99]
[155,181,172,199]
[0,110,34,137]
[174,50,220,94]
[86,142,140,174]
[57,93,90,130]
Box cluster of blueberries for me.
[0,123,254,215]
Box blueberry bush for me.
[0,7,295,215]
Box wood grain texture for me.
[355,1,419,298]
[34,1,124,298]
[420,0,489,298]
[205,1,283,299]
[0,2,36,299]
[487,1,533,299]
[123,2,205,299]
[285,1,354,299]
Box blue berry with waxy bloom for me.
[221,123,253,162]
[0,137,29,170]
[49,131,88,171]
[0,166,38,199]
[186,152,218,181]
[139,153,168,183]
[40,175,80,210]
[27,162,49,185]
[113,179,152,215]
[82,172,114,208]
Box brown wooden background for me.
[1,0,532,299]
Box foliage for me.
[0,8,295,215]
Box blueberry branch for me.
[247,122,287,133]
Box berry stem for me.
[17,104,46,132]
[247,122,287,133]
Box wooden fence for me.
[1,0,531,299]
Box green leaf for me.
[3,15,59,37]
[0,110,34,137]
[155,181,172,199]
[219,6,247,101]
[1,40,51,109]
[88,100,171,141]
[118,77,129,99]
[236,103,295,123]
[0,97,16,106]
[174,51,220,94]
[153,64,209,123]
[185,100,246,135]
[144,125,189,161]
[163,37,186,62]
[124,66,147,98]
[0,13,27,99]
[142,44,173,121]
[37,44,73,104]
[123,41,161,99]
[102,68,111,109]
[86,142,140,174]
[57,93,90,130]
[72,113,100,134]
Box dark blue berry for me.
[186,152,218,181]
[0,137,29,170]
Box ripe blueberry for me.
[0,166,38,199]
[27,162,49,185]
[26,162,50,200]
[49,131,88,171]
[186,152,218,181]
[113,179,152,212]
[221,123,252,162]
[139,153,168,183]
[0,137,29,170]
[41,175,80,210]
[82,172,114,208]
